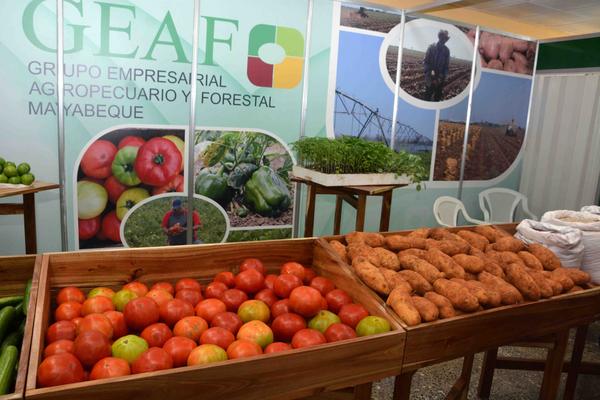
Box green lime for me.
[20,173,34,185]
[0,174,7,183]
[0,164,3,175]
[5,162,15,168]
[8,176,21,185]
[3,165,17,178]
[17,163,30,175]
[0,157,5,167]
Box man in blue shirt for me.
[423,30,450,102]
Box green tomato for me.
[112,289,138,312]
[77,180,108,219]
[308,310,341,333]
[3,165,17,178]
[116,187,149,220]
[0,174,7,184]
[111,335,148,363]
[8,176,21,185]
[355,316,391,337]
[163,135,184,171]
[17,163,30,175]
[237,300,270,323]
[112,146,141,186]
[20,173,35,185]
[187,344,228,365]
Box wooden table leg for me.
[539,330,569,400]
[459,354,474,400]
[379,190,393,232]
[393,371,416,400]
[355,194,367,231]
[352,382,372,400]
[334,196,343,235]
[478,348,498,399]
[564,324,589,400]
[23,193,36,254]
[304,183,317,237]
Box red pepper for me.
[134,138,182,187]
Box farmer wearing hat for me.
[161,198,202,245]
[423,29,450,101]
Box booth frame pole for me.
[56,0,67,251]
[389,10,406,152]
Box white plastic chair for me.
[433,196,485,227]
[478,188,537,223]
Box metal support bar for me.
[390,10,406,151]
[56,0,67,251]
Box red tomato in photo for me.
[159,299,194,327]
[200,327,235,350]
[205,282,228,299]
[280,262,305,281]
[37,353,84,388]
[55,301,82,321]
[82,296,114,316]
[145,289,173,308]
[210,312,243,335]
[100,211,121,243]
[103,311,128,339]
[57,287,86,305]
[118,135,145,149]
[131,347,173,373]
[291,329,327,349]
[104,176,127,204]
[163,336,196,367]
[195,299,226,323]
[264,342,292,354]
[289,286,324,318]
[141,323,173,348]
[123,281,148,298]
[338,304,369,329]
[271,313,307,342]
[270,299,291,319]
[264,274,278,290]
[325,289,353,314]
[90,357,131,380]
[173,316,208,343]
[175,289,202,307]
[152,174,184,195]
[175,278,201,293]
[124,297,160,332]
[309,277,336,296]
[254,289,277,308]
[134,138,182,186]
[78,313,114,339]
[81,140,117,179]
[303,268,317,284]
[43,340,74,358]
[78,217,101,240]
[226,340,262,359]
[324,323,357,342]
[235,269,264,294]
[239,258,265,275]
[46,321,76,344]
[273,274,302,298]
[151,282,174,295]
[220,289,248,312]
[73,330,112,368]
[214,271,235,288]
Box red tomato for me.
[152,174,184,195]
[123,281,149,298]
[131,347,173,373]
[338,304,369,329]
[271,313,307,342]
[320,297,328,311]
[80,140,117,179]
[90,357,131,380]
[220,289,248,312]
[264,342,292,354]
[254,289,277,308]
[151,282,174,295]
[100,211,121,243]
[235,269,265,294]
[124,297,160,332]
[57,287,86,305]
[173,316,208,343]
[104,176,127,204]
[103,311,128,339]
[175,278,201,293]
[200,327,235,350]
[134,138,182,186]
[214,272,235,288]
[264,274,278,290]
[291,329,327,349]
[78,217,101,240]
[146,289,173,308]
[211,312,243,335]
[78,313,114,339]
[81,296,114,316]
[195,299,226,323]
[325,289,353,314]
[118,135,145,149]
[205,282,228,299]
[303,268,317,284]
[71,317,83,330]
[141,323,173,348]
[73,330,112,368]
[163,336,196,367]
[310,277,336,296]
[46,321,76,343]
[55,301,82,321]
[175,289,203,307]
[280,262,305,281]
[271,299,291,319]
[43,340,74,358]
[37,353,84,388]
[226,340,262,359]
[239,258,265,275]
[273,274,303,298]
[159,299,194,327]
[324,323,357,342]
[289,286,324,318]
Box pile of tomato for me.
[37,259,391,388]
[77,134,185,245]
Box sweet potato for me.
[545,275,563,296]
[345,231,384,247]
[482,261,506,279]
[465,272,478,281]
[512,38,529,52]
[424,292,456,319]
[503,58,516,73]
[499,37,514,62]
[424,248,466,279]
[500,251,527,269]
[397,270,433,295]
[525,270,553,299]
[433,279,479,312]
[373,247,401,271]
[408,228,430,239]
[505,263,541,301]
[493,237,525,252]
[487,59,503,70]
[561,268,591,285]
[479,271,523,305]
[528,243,561,271]
[411,296,439,322]
[458,230,489,251]
[464,280,502,308]
[398,248,427,259]
[518,251,543,271]
[550,268,575,291]
[347,244,379,265]
[385,235,427,251]
[425,239,469,256]
[398,255,444,283]
[452,254,484,274]
[451,278,490,306]
[387,288,421,326]
[329,240,348,263]
[379,268,413,293]
[352,257,390,295]
[474,225,510,243]
[429,228,452,241]
[568,286,584,294]
[480,32,500,60]
[513,51,529,74]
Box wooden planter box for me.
[0,255,40,400]
[26,239,405,400]
[292,166,411,187]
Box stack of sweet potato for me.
[328,226,591,326]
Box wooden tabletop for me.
[291,176,406,195]
[0,181,60,198]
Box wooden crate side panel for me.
[0,255,36,297]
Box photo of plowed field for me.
[340,5,401,33]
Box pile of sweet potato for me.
[467,30,535,74]
[328,226,591,326]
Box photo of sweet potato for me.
[424,248,466,279]
[525,270,553,298]
[352,257,390,295]
[517,251,543,271]
[528,243,561,271]
[387,288,421,326]
[411,296,439,322]
[397,270,433,295]
[398,248,428,259]
[374,247,401,271]
[329,240,348,263]
[458,230,489,251]
[492,237,525,252]
[505,263,541,301]
[433,278,480,312]
[424,292,456,319]
[479,271,523,305]
[385,235,427,251]
[408,227,431,239]
[561,268,591,285]
[379,268,413,293]
[452,254,484,274]
[399,255,445,283]
[345,231,385,247]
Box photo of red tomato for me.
[134,138,181,187]
[152,174,184,195]
[118,136,146,149]
[100,211,121,243]
[80,140,117,179]
[78,217,101,240]
[104,176,127,204]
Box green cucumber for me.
[22,280,32,316]
[0,345,18,395]
[0,297,23,309]
[0,307,16,343]
[14,302,23,319]
[17,320,25,337]
[0,331,22,353]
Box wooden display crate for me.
[0,255,40,400]
[26,238,405,400]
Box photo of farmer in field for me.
[423,30,451,101]
[161,198,202,246]
[340,4,401,33]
